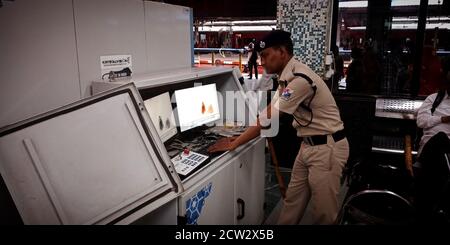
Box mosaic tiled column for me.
[277,0,332,75]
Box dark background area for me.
[159,0,277,20]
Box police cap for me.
[256,30,292,52]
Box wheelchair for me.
[337,189,414,225]
[337,155,415,225]
[413,152,450,224]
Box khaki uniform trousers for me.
[277,136,349,225]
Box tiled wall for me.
[277,0,331,75]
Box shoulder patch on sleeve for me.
[280,88,294,101]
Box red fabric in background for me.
[419,47,444,96]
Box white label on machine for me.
[100,54,132,72]
[171,151,208,176]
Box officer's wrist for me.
[230,141,239,151]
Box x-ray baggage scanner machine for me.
[0,67,266,225]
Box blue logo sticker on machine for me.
[185,183,213,225]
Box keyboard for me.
[168,133,226,176]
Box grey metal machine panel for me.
[132,198,177,225]
[179,161,236,225]
[235,139,265,225]
[91,67,236,93]
[0,84,179,224]
[177,138,265,225]
[144,2,193,72]
[0,0,81,128]
[73,0,148,97]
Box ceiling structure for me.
[158,0,277,21]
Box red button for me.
[183,148,190,155]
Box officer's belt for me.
[301,129,345,146]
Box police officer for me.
[208,30,349,224]
[248,38,259,79]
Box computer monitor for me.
[174,84,221,132]
[144,92,178,143]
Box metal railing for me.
[194,48,246,71]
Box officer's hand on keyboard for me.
[207,136,238,153]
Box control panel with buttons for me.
[171,150,209,176]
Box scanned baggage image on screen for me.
[144,92,177,142]
[174,84,220,132]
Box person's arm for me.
[208,105,282,152]
[416,94,447,129]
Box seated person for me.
[416,56,450,157]
[415,57,450,222]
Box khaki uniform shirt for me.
[272,57,344,137]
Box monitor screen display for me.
[174,84,221,132]
[144,92,178,142]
